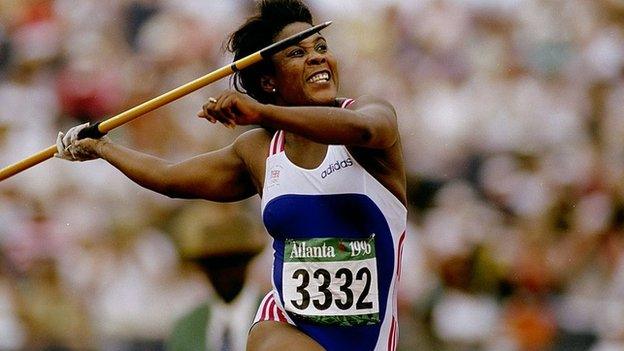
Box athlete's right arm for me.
[98,140,256,201]
[56,126,257,202]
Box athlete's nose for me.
[307,51,326,65]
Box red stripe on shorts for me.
[269,299,277,320]
[277,307,287,322]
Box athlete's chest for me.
[263,145,364,198]
[282,141,328,169]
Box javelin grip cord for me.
[77,122,107,140]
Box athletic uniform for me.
[254,99,407,351]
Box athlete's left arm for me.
[263,95,398,149]
[200,93,398,149]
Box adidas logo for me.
[320,158,353,179]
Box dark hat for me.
[172,202,267,259]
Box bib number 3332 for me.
[282,236,380,326]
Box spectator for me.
[166,201,267,351]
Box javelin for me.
[0,21,332,182]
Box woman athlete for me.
[56,0,407,350]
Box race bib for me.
[282,235,380,326]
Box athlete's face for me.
[269,22,339,106]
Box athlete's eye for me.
[316,43,328,53]
[287,48,305,57]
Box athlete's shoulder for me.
[349,95,395,110]
[236,127,272,141]
[233,127,273,158]
[336,95,396,115]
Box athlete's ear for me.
[260,75,277,94]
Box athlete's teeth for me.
[309,72,329,83]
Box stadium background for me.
[1,0,623,350]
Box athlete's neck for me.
[283,132,329,170]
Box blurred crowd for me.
[0,0,623,350]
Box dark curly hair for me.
[227,0,314,103]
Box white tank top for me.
[259,98,407,351]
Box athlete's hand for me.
[55,123,109,161]
[197,91,264,128]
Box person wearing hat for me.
[166,202,267,351]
